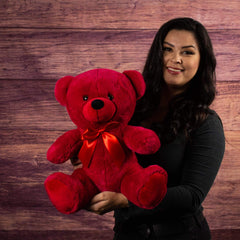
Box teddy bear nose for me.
[91,99,104,110]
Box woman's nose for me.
[171,53,182,64]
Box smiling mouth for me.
[167,67,184,73]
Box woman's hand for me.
[70,158,129,214]
[88,191,129,215]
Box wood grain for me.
[0,230,114,240]
[213,82,240,131]
[0,130,239,230]
[0,29,239,81]
[203,132,240,229]
[1,129,238,180]
[0,80,239,131]
[0,205,114,231]
[211,229,240,240]
[1,0,240,235]
[0,229,239,240]
[0,0,239,30]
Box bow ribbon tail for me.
[78,139,97,167]
[102,132,125,167]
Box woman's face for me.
[163,29,200,94]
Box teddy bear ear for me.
[54,76,74,106]
[123,70,146,100]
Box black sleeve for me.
[118,113,225,223]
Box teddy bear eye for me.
[108,94,114,100]
[83,96,88,101]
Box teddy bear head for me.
[54,68,146,130]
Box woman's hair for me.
[132,17,217,142]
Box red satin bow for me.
[78,122,125,167]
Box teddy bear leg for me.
[121,165,167,209]
[44,168,99,214]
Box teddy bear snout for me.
[83,97,116,123]
[91,99,104,110]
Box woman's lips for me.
[167,67,184,75]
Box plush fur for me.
[44,68,167,214]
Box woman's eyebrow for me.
[182,45,197,49]
[163,41,197,49]
[163,41,174,47]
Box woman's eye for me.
[108,94,114,100]
[183,50,195,55]
[83,96,88,101]
[163,47,172,52]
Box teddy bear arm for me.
[123,126,160,154]
[47,129,82,164]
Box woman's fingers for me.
[88,192,129,215]
[88,192,109,214]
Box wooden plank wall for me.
[0,0,239,239]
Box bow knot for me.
[78,122,125,167]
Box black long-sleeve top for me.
[114,110,225,227]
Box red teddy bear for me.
[44,69,167,214]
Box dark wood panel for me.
[0,29,239,81]
[0,183,114,231]
[0,130,238,174]
[211,229,240,240]
[0,146,115,231]
[0,151,239,230]
[0,79,75,131]
[212,82,240,130]
[1,134,237,184]
[0,29,151,80]
[0,129,66,145]
[1,134,238,204]
[205,205,240,229]
[1,80,239,131]
[0,130,239,230]
[0,230,114,240]
[0,206,114,231]
[1,0,239,235]
[0,229,239,240]
[0,143,72,183]
[202,130,240,229]
[0,0,239,29]
[0,182,52,208]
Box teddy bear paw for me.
[44,173,80,214]
[138,171,167,209]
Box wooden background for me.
[0,0,239,239]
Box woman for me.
[73,18,225,239]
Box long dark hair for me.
[132,18,217,142]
